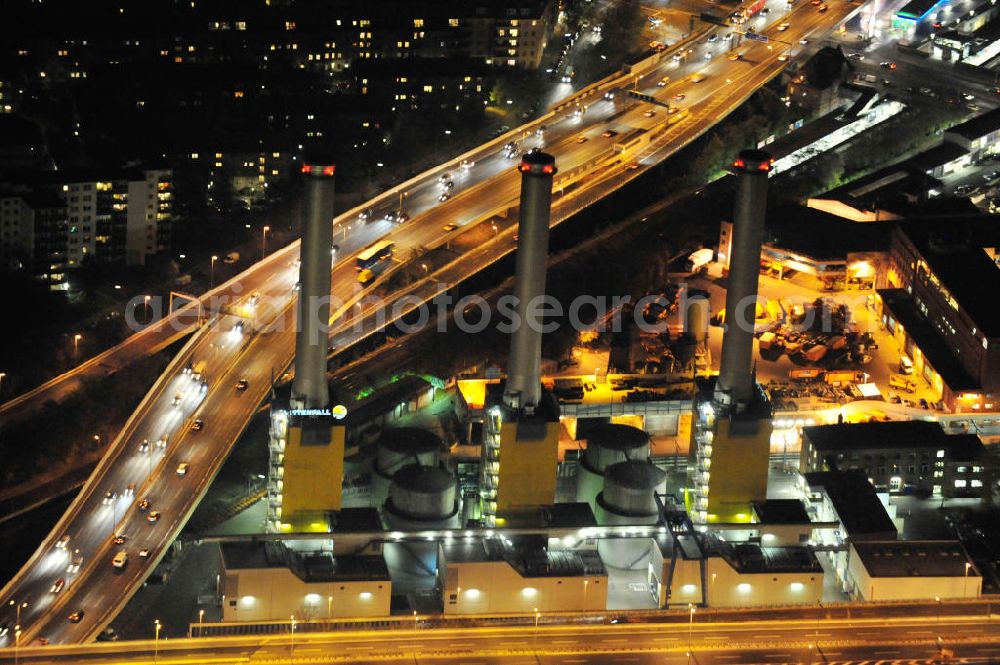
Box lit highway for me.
[0,614,996,664]
[0,0,860,647]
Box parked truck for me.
[803,344,828,363]
[685,248,714,273]
[824,369,864,385]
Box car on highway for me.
[643,109,656,117]
[247,292,260,307]
[799,37,809,44]
[657,76,670,87]
[460,159,474,169]
[56,534,71,549]
[138,498,151,512]
[147,511,161,523]
[102,490,117,505]
[778,22,790,30]
[293,281,301,291]
[673,93,686,100]
[50,578,65,594]
[602,129,618,138]
[689,73,706,83]
[728,53,742,61]
[778,53,790,61]
[604,90,615,100]
[67,552,82,574]
[879,61,896,69]
[125,483,136,497]
[847,52,864,61]
[438,192,451,202]
[707,33,718,42]
[139,548,151,558]
[67,611,84,623]
[138,439,149,453]
[955,184,974,196]
[235,378,249,391]
[575,135,588,143]
[357,208,375,222]
[443,223,458,232]
[438,173,451,183]
[112,551,128,569]
[171,393,182,407]
[818,4,828,12]
[626,162,641,170]
[177,463,190,476]
[191,419,204,431]
[112,533,127,545]
[156,436,167,448]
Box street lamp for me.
[73,333,82,355]
[262,226,271,260]
[14,627,21,665]
[154,619,161,664]
[534,607,540,628]
[290,615,297,659]
[491,222,498,239]
[0,371,6,397]
[327,596,333,619]
[198,609,204,637]
[965,562,972,597]
[9,600,27,628]
[688,604,696,646]
[936,595,942,626]
[421,263,428,275]
[144,294,151,320]
[210,255,218,288]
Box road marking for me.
[873,650,900,655]
[908,631,934,635]
[764,654,791,659]
[655,637,680,641]
[754,634,782,639]
[717,656,740,660]
[554,640,579,644]
[606,638,629,643]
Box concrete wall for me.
[665,557,822,608]
[442,560,607,614]
[222,567,390,622]
[846,545,983,601]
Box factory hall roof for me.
[723,544,823,574]
[751,499,811,525]
[804,420,949,452]
[852,541,978,578]
[804,470,897,539]
[945,107,1000,141]
[441,538,606,578]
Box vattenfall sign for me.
[290,405,348,420]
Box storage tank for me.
[595,460,665,569]
[576,423,650,505]
[684,288,711,344]
[372,428,441,507]
[383,464,460,531]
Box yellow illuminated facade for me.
[268,411,344,533]
[691,396,771,524]
[495,420,559,517]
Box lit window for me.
[449,18,459,27]
[954,479,967,488]
[936,450,945,458]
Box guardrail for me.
[0,318,212,633]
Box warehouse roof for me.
[804,470,897,539]
[852,540,978,578]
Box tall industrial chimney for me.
[715,149,771,410]
[291,159,336,410]
[504,151,557,412]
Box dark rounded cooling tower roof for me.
[391,464,455,494]
[378,427,441,455]
[587,423,650,451]
[604,459,666,490]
